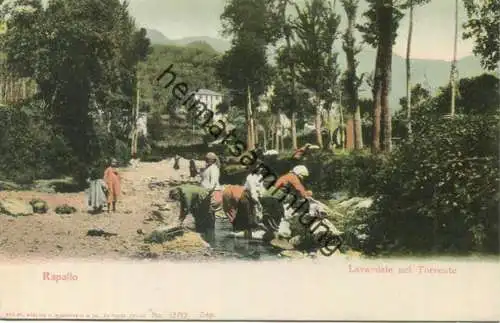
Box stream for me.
[202,217,281,260]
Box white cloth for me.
[200,164,221,190]
[86,179,107,210]
[277,218,292,238]
[244,173,266,220]
[244,173,265,201]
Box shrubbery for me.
[354,112,499,255]
[0,100,132,187]
[0,101,75,183]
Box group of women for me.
[169,151,313,240]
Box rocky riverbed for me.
[0,158,369,261]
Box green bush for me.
[0,102,74,183]
[358,113,499,255]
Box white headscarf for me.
[292,165,309,178]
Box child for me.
[173,155,181,170]
[189,159,198,178]
[104,158,121,212]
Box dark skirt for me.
[260,195,285,232]
[233,190,258,232]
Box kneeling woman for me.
[169,184,248,241]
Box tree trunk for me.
[263,127,268,151]
[254,119,259,147]
[270,125,275,150]
[291,112,298,150]
[372,54,382,154]
[450,0,458,117]
[315,102,323,148]
[131,77,140,158]
[22,78,27,100]
[275,112,281,151]
[406,0,414,137]
[246,85,255,150]
[353,106,363,149]
[280,126,285,151]
[379,0,393,153]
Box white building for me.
[191,89,224,114]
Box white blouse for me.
[200,164,221,190]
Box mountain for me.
[169,36,231,53]
[145,28,487,110]
[145,29,230,52]
[338,50,487,109]
[145,29,170,45]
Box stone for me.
[30,199,49,214]
[87,229,118,238]
[0,199,33,216]
[55,204,77,214]
[270,238,294,250]
[289,235,302,247]
[145,225,185,243]
[150,210,165,221]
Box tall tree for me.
[358,0,403,153]
[3,0,150,169]
[450,0,459,117]
[217,0,281,151]
[402,0,430,137]
[341,0,364,150]
[462,0,500,71]
[291,0,341,148]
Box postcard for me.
[0,0,498,321]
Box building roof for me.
[188,89,223,97]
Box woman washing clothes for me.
[261,165,312,238]
[234,165,267,237]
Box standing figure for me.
[104,158,121,213]
[200,152,222,216]
[189,159,198,178]
[292,143,312,161]
[85,168,107,214]
[173,155,181,170]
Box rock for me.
[270,238,294,250]
[280,250,305,259]
[137,229,144,235]
[289,235,302,247]
[150,210,165,222]
[55,204,76,214]
[145,225,185,243]
[30,199,49,214]
[87,229,118,238]
[0,199,33,216]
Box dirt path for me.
[0,158,209,261]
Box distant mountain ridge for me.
[145,28,487,110]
